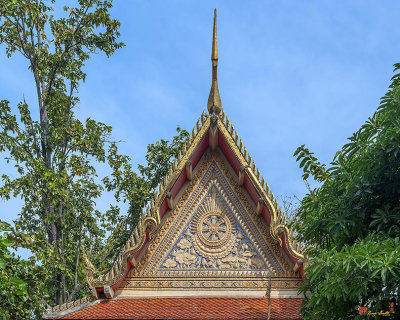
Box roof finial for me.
[207,8,222,114]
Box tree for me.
[0,0,124,306]
[294,63,400,319]
[102,126,189,251]
[0,0,189,313]
[0,221,43,319]
[277,194,300,226]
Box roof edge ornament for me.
[207,8,222,115]
[83,249,97,279]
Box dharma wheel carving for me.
[192,192,235,259]
[198,213,229,244]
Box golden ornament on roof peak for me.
[207,9,222,114]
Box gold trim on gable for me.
[119,152,300,292]
[86,108,304,290]
[217,110,304,260]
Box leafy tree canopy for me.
[0,221,44,319]
[294,64,400,319]
[0,0,189,315]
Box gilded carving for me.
[120,152,303,293]
[191,191,236,259]
[121,277,302,291]
[87,107,304,290]
[156,184,271,274]
[131,154,292,276]
[216,113,304,261]
[163,259,177,268]
[173,249,196,266]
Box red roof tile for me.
[57,297,302,319]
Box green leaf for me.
[0,258,6,269]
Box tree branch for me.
[45,1,93,97]
[66,283,86,303]
[74,237,81,288]
[99,240,125,266]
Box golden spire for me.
[207,9,222,114]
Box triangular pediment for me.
[119,153,302,293]
[87,110,304,294]
[140,158,284,277]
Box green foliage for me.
[294,63,400,318]
[138,126,189,191]
[293,145,331,182]
[0,221,43,319]
[0,0,124,308]
[299,236,400,319]
[101,127,189,267]
[0,0,189,316]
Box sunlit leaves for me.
[296,63,400,318]
[0,0,188,315]
[300,236,400,319]
[293,145,331,182]
[103,127,189,258]
[0,0,125,311]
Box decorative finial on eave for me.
[83,249,97,279]
[207,8,222,114]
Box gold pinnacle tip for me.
[207,8,222,114]
[212,9,218,61]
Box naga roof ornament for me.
[207,9,222,115]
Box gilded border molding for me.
[119,153,300,292]
[85,108,304,291]
[218,109,304,260]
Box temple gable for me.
[117,153,301,295]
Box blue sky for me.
[1,1,400,232]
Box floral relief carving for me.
[126,153,301,290]
[163,259,177,268]
[161,192,266,271]
[173,249,197,266]
[177,238,192,250]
